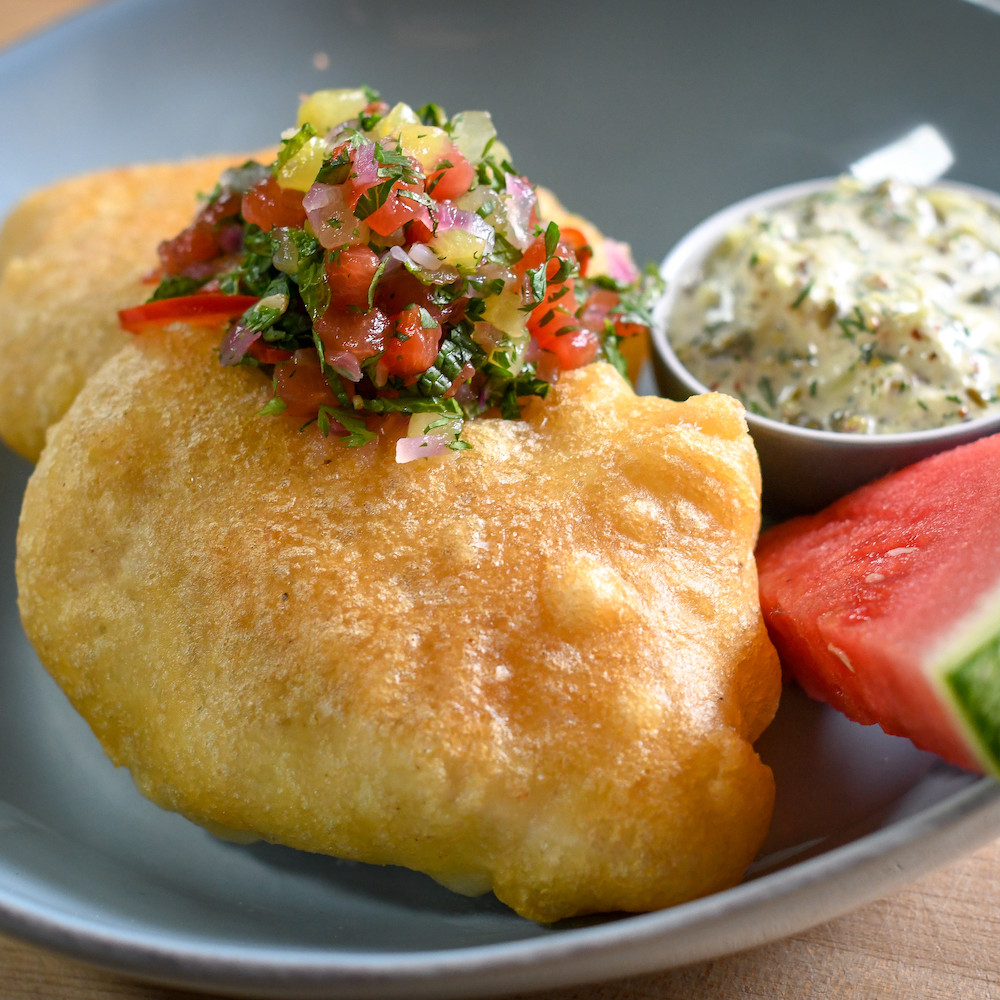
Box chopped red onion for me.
[395,434,451,463]
[387,245,412,266]
[220,322,260,366]
[303,181,335,217]
[450,381,476,406]
[218,223,244,255]
[524,337,544,364]
[180,259,224,281]
[407,243,446,270]
[432,202,495,254]
[303,183,357,249]
[351,140,379,189]
[604,238,640,284]
[324,124,352,146]
[470,320,503,353]
[503,173,535,250]
[326,350,363,383]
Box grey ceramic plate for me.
[1,1,999,997]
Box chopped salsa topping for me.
[120,87,659,455]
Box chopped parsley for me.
[141,87,658,450]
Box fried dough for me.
[17,325,779,922]
[0,156,251,461]
[0,162,646,463]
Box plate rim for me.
[0,776,997,998]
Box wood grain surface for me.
[1,2,999,998]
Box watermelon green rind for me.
[940,635,1000,780]
[924,584,1000,779]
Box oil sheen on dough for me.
[17,327,780,923]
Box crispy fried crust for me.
[17,326,779,922]
[0,156,257,460]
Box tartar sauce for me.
[668,175,1000,433]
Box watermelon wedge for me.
[756,432,1000,776]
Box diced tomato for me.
[344,149,404,209]
[241,176,307,232]
[156,190,243,276]
[363,181,431,237]
[529,282,580,339]
[373,267,429,314]
[344,147,431,238]
[528,282,599,370]
[558,226,593,276]
[381,305,442,378]
[373,267,464,325]
[426,147,475,202]
[404,215,435,245]
[580,288,646,339]
[533,347,561,384]
[118,294,260,334]
[442,361,476,398]
[514,234,548,278]
[273,350,338,417]
[157,226,222,275]
[376,412,410,449]
[247,341,295,364]
[201,190,243,227]
[325,245,382,310]
[513,233,579,286]
[613,318,647,339]
[315,304,390,362]
[533,323,600,370]
[580,287,614,324]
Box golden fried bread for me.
[17,325,778,922]
[0,156,250,460]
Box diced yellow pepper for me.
[276,136,328,191]
[482,289,528,340]
[449,111,497,165]
[297,88,370,133]
[370,102,420,140]
[429,229,489,273]
[490,140,513,166]
[397,123,451,171]
[406,411,459,438]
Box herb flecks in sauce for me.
[124,88,659,455]
[669,176,1000,433]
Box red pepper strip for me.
[118,294,260,334]
[247,341,294,364]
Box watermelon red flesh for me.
[756,431,1000,776]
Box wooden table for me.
[3,2,1000,998]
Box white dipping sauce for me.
[668,175,1000,433]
